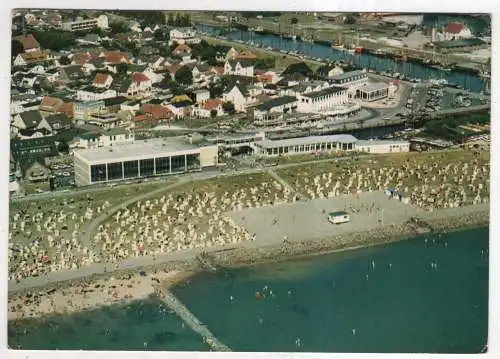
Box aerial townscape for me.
[8,10,490,353]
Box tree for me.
[210,109,218,118]
[11,40,23,58]
[109,22,129,34]
[57,141,70,154]
[31,30,76,51]
[59,56,71,65]
[222,102,236,115]
[117,63,129,74]
[175,13,182,27]
[290,17,298,25]
[344,15,356,25]
[175,65,193,85]
[167,13,175,26]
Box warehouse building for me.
[73,137,218,186]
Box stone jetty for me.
[153,285,231,352]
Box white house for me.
[169,28,200,45]
[253,96,298,121]
[193,88,210,104]
[224,59,255,77]
[93,73,113,88]
[329,70,369,98]
[193,99,224,118]
[118,73,152,99]
[223,84,249,112]
[77,87,118,101]
[281,81,331,97]
[443,23,473,41]
[297,86,349,113]
[73,128,134,149]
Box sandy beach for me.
[8,190,489,321]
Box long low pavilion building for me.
[73,137,218,186]
[253,134,409,156]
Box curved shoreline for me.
[8,205,488,321]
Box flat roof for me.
[356,139,410,146]
[357,82,390,93]
[328,211,349,216]
[75,137,213,164]
[256,134,358,149]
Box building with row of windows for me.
[73,137,218,186]
[297,86,349,113]
[253,134,410,157]
[60,15,109,32]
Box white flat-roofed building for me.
[297,86,349,113]
[169,28,201,45]
[329,70,369,97]
[356,139,410,153]
[73,137,218,186]
[254,134,358,157]
[61,15,109,32]
[254,134,410,157]
[357,82,390,102]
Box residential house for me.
[223,83,250,112]
[21,159,51,182]
[281,81,331,97]
[115,73,152,99]
[11,136,58,161]
[443,22,473,41]
[252,96,298,122]
[192,63,211,79]
[74,100,105,121]
[73,127,134,150]
[120,100,142,113]
[103,96,128,112]
[192,88,210,104]
[169,28,200,45]
[37,113,73,134]
[13,51,47,66]
[87,112,126,129]
[142,103,174,123]
[104,51,131,65]
[224,47,239,60]
[224,59,255,77]
[71,51,93,65]
[139,46,160,57]
[20,73,39,88]
[76,33,101,45]
[173,43,192,56]
[93,72,113,88]
[13,34,41,53]
[43,69,59,83]
[77,86,118,101]
[11,110,44,136]
[58,65,86,83]
[82,58,106,74]
[256,71,279,85]
[39,96,64,115]
[193,98,224,118]
[235,51,258,61]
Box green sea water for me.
[8,227,489,352]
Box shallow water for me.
[9,227,488,352]
[172,227,489,353]
[8,296,209,351]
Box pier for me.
[154,285,232,352]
